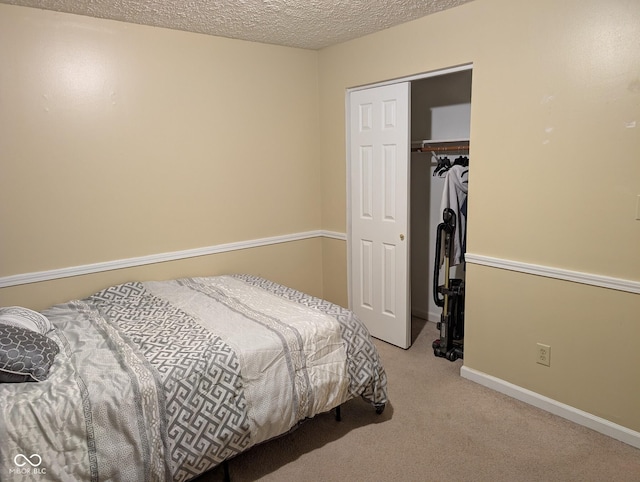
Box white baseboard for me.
[411,308,429,320]
[0,230,344,288]
[427,310,440,323]
[460,366,640,450]
[411,308,442,323]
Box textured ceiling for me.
[1,0,475,50]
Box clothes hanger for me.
[453,155,469,167]
[433,156,451,176]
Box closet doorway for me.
[347,65,473,349]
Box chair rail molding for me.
[0,230,346,288]
[464,253,640,295]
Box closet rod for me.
[412,144,469,153]
[411,139,469,152]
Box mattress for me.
[0,274,387,481]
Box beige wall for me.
[465,265,640,429]
[318,0,640,432]
[1,0,639,437]
[0,5,323,307]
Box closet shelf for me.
[411,139,470,153]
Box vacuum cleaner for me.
[432,208,465,362]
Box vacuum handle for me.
[433,222,445,307]
[432,209,457,308]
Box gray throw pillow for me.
[0,324,60,383]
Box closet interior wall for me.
[410,70,472,323]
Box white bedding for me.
[0,274,387,481]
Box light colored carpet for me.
[198,319,640,481]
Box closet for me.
[347,66,472,348]
[410,70,472,324]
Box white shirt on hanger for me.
[439,164,468,266]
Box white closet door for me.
[348,82,411,349]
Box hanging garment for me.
[439,164,468,266]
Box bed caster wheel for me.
[375,404,385,415]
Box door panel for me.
[348,82,411,349]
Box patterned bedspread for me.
[0,275,387,481]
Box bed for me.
[0,274,387,481]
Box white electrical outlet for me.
[537,343,551,367]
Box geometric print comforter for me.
[0,275,387,481]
